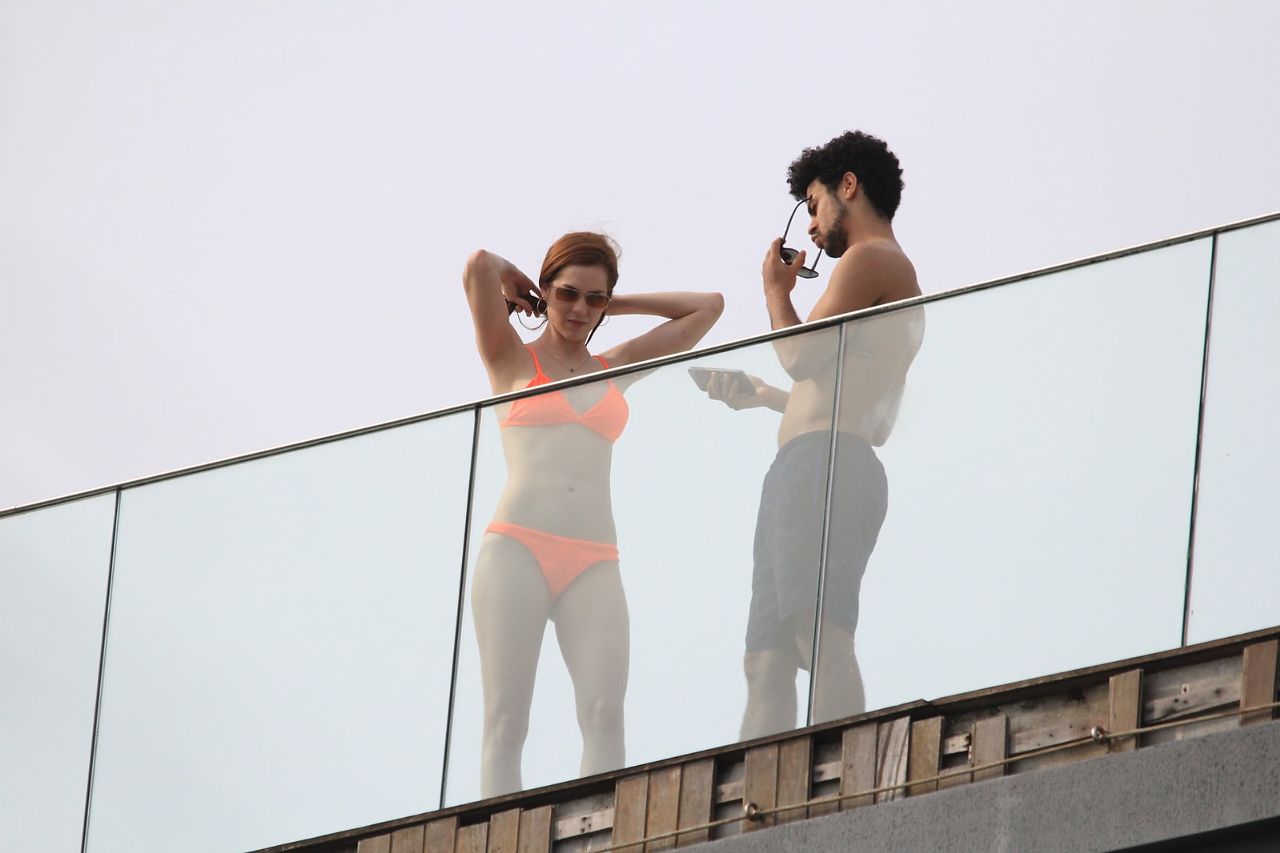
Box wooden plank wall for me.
[323,633,1280,853]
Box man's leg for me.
[795,617,865,724]
[800,434,884,724]
[741,648,799,739]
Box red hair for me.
[538,232,620,293]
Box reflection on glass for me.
[86,416,473,853]
[446,327,838,805]
[815,239,1212,720]
[0,494,115,853]
[1187,220,1280,643]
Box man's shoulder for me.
[841,239,917,282]
[821,239,920,309]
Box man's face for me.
[805,179,851,258]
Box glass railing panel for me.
[444,326,839,805]
[814,238,1213,720]
[1,493,116,853]
[84,414,475,853]
[1186,220,1280,643]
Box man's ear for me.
[842,171,859,200]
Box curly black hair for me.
[786,131,904,221]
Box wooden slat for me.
[1241,640,1280,726]
[972,714,1009,782]
[454,824,488,853]
[776,736,812,824]
[644,766,681,852]
[390,825,425,853]
[805,740,837,819]
[612,773,649,853]
[836,723,877,812]
[937,731,970,791]
[516,806,552,853]
[550,794,614,842]
[486,809,520,853]
[357,834,392,853]
[742,744,779,830]
[1143,656,1241,725]
[424,817,458,853]
[1108,669,1144,753]
[675,759,714,848]
[907,717,943,796]
[875,717,910,803]
[1008,682,1109,771]
[1008,689,1105,752]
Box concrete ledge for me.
[704,719,1280,852]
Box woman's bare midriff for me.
[490,424,618,544]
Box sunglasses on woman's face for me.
[551,285,611,309]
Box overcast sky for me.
[5,5,1280,851]
[3,1,1279,509]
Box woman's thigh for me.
[551,562,630,701]
[471,533,552,699]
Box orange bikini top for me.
[498,346,629,443]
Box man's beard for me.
[821,200,850,257]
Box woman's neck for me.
[538,331,588,359]
[536,331,593,373]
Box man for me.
[708,131,923,737]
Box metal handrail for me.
[4,208,1277,518]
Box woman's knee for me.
[576,694,625,736]
[484,702,532,747]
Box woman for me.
[463,232,723,797]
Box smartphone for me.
[688,367,755,397]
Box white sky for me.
[3,0,1279,509]
[4,4,1280,851]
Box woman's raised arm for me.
[599,291,724,367]
[462,249,538,377]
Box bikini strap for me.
[525,345,548,379]
[595,354,610,369]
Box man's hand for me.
[763,237,804,300]
[705,372,775,411]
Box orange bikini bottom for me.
[484,522,620,601]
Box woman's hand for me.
[499,261,542,316]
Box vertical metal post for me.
[439,406,483,807]
[1181,233,1221,646]
[806,323,848,725]
[80,488,123,853]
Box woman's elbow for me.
[462,249,491,290]
[683,293,725,348]
[706,292,725,316]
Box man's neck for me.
[846,209,897,248]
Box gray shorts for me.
[745,431,888,667]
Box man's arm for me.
[704,373,789,412]
[764,238,918,380]
[805,240,917,323]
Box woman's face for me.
[544,264,611,342]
